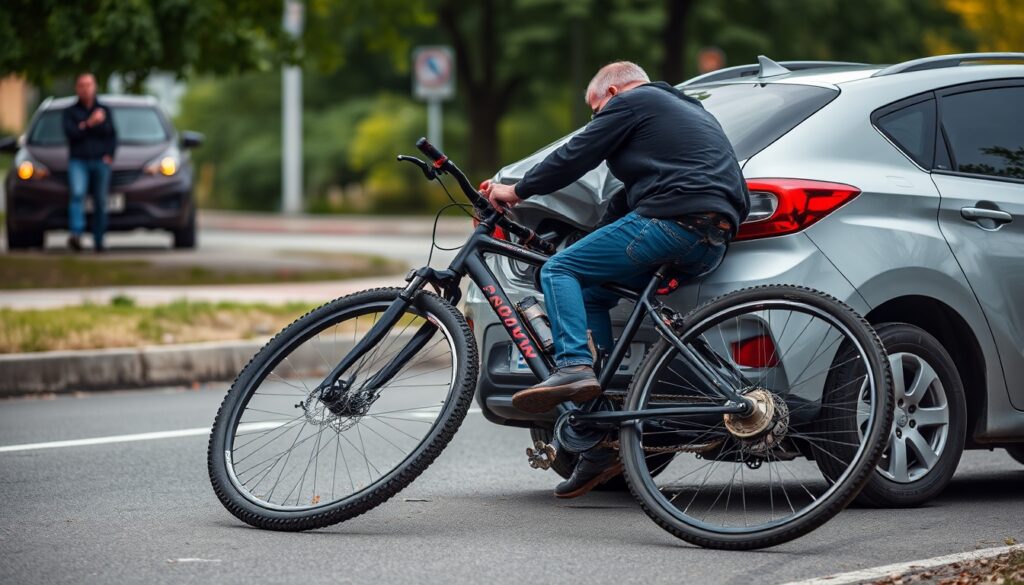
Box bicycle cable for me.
[424,175,478,268]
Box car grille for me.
[49,169,142,188]
[111,170,141,187]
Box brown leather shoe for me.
[512,365,601,414]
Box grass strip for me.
[0,253,402,289]
[0,298,319,353]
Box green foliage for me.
[0,0,296,91]
[172,0,981,213]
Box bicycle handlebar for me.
[415,137,447,168]
[410,137,558,256]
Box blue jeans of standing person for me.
[539,211,728,368]
[67,158,112,248]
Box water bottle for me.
[516,296,554,354]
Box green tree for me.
[0,0,296,91]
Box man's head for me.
[585,61,650,117]
[75,73,97,105]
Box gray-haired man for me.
[484,61,750,497]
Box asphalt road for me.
[1,385,1022,585]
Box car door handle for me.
[961,207,1013,224]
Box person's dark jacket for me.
[514,81,749,236]
[62,99,117,161]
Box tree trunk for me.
[467,97,501,174]
[440,0,508,175]
[661,0,694,82]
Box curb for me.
[0,339,269,397]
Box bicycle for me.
[208,138,894,550]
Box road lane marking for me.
[0,409,481,453]
[0,427,213,453]
[781,545,1022,585]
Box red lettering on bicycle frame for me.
[518,338,537,358]
[482,283,538,360]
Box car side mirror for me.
[0,135,18,153]
[180,131,204,149]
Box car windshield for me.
[682,83,839,160]
[28,105,169,146]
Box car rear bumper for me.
[5,172,193,232]
[464,232,868,428]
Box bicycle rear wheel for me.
[208,287,478,530]
[620,285,892,549]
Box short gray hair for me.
[585,61,650,102]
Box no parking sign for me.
[413,46,455,101]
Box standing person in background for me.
[62,72,117,252]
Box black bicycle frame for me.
[315,204,754,425]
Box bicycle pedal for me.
[525,440,557,470]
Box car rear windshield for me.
[28,106,169,146]
[682,83,839,160]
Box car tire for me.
[6,226,44,250]
[855,322,966,508]
[1006,446,1024,465]
[173,206,196,249]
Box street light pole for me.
[282,0,304,215]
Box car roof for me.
[40,94,160,110]
[681,53,1024,91]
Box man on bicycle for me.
[484,61,750,498]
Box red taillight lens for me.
[735,179,860,241]
[731,335,780,368]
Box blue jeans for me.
[68,158,112,246]
[539,212,727,368]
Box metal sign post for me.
[412,46,455,151]
[282,0,304,215]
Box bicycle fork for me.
[317,276,437,407]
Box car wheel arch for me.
[866,295,986,442]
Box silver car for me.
[464,53,1024,506]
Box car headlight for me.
[144,149,180,176]
[14,152,49,180]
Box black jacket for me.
[62,99,117,160]
[515,82,749,235]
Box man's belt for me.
[673,212,733,235]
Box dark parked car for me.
[1,94,203,249]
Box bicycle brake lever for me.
[396,155,437,180]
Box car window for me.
[940,86,1024,180]
[111,107,169,145]
[26,110,66,146]
[682,83,839,160]
[27,105,169,146]
[875,99,936,169]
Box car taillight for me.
[731,335,780,368]
[735,179,860,241]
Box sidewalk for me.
[0,275,402,310]
[199,210,473,237]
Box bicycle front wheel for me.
[208,287,478,531]
[621,285,893,549]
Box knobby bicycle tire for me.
[208,287,478,531]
